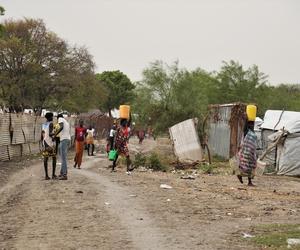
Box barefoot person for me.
[112,119,132,173]
[237,121,257,186]
[55,114,71,180]
[74,119,87,169]
[41,112,57,180]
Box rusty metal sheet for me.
[169,118,202,162]
[208,103,246,159]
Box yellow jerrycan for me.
[246,104,257,121]
[119,105,130,119]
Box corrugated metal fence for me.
[208,103,246,159]
[0,114,76,161]
[78,113,113,139]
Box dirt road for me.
[0,139,300,250]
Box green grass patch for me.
[131,152,169,172]
[148,152,168,172]
[198,163,216,174]
[198,161,231,175]
[248,224,300,250]
[133,152,147,168]
[212,154,227,162]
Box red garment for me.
[115,127,129,157]
[75,126,87,141]
[123,126,129,137]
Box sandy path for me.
[79,157,168,250]
[0,138,299,250]
[0,154,169,250]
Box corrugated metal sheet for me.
[22,115,35,143]
[208,123,231,159]
[0,114,76,161]
[208,103,246,159]
[34,117,43,142]
[0,145,9,161]
[11,114,25,144]
[0,113,10,146]
[169,118,202,162]
[78,113,113,139]
[8,144,22,158]
[22,143,31,155]
[29,142,41,154]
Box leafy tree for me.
[134,60,270,133]
[263,84,300,113]
[216,60,268,104]
[0,6,4,36]
[96,70,135,116]
[0,18,101,113]
[133,61,214,132]
[133,61,183,132]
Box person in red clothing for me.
[74,120,87,169]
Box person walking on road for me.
[86,125,95,156]
[112,119,132,174]
[109,124,117,150]
[54,114,71,180]
[237,121,257,186]
[74,120,87,169]
[41,112,57,180]
[138,129,145,144]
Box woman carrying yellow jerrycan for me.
[109,105,132,174]
[237,105,258,186]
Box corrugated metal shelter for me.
[208,103,246,159]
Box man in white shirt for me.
[55,114,71,180]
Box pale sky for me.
[1,0,300,84]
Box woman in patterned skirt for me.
[112,119,132,173]
[237,121,257,186]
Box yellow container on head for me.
[246,105,257,121]
[119,105,130,119]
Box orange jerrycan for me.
[119,105,130,119]
[246,105,257,121]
